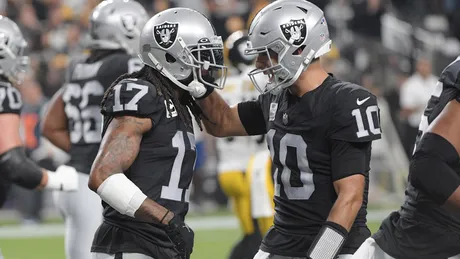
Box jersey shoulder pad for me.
[104,53,143,74]
[101,78,163,119]
[439,57,460,90]
[330,82,381,142]
[0,83,22,115]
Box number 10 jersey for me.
[242,75,381,256]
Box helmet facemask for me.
[179,36,227,90]
[0,33,29,84]
[245,40,296,95]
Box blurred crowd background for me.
[1,0,460,224]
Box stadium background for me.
[1,0,459,258]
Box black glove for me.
[164,214,195,259]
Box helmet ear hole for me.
[292,45,305,56]
[165,53,176,63]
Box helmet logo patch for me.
[154,22,179,49]
[280,19,307,46]
[121,14,137,33]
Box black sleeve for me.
[330,87,381,143]
[0,84,22,115]
[101,78,164,126]
[439,58,460,91]
[237,97,267,135]
[330,139,371,181]
[410,132,460,205]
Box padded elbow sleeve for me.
[0,147,43,189]
[410,133,460,205]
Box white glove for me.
[45,165,79,191]
[189,80,210,99]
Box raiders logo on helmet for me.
[279,19,307,46]
[121,14,137,39]
[153,22,179,49]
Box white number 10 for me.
[351,105,380,138]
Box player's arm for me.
[92,79,194,256]
[409,99,460,212]
[307,140,370,259]
[41,88,71,152]
[307,89,381,259]
[194,90,266,137]
[87,115,174,223]
[0,113,77,191]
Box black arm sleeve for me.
[0,146,43,189]
[410,132,460,205]
[330,139,371,181]
[237,100,267,135]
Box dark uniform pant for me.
[92,252,181,259]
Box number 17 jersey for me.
[248,76,381,256]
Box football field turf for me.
[0,222,381,259]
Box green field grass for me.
[0,222,382,259]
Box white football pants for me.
[352,237,460,259]
[253,250,353,259]
[54,172,103,259]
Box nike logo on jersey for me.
[356,97,370,106]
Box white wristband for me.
[44,170,60,190]
[97,173,147,217]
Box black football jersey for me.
[92,78,196,255]
[374,57,460,259]
[253,76,381,256]
[62,53,142,174]
[0,81,22,115]
[0,81,22,207]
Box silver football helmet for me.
[88,0,148,54]
[0,16,29,84]
[139,7,227,91]
[245,0,332,94]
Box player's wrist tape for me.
[44,170,61,190]
[307,221,348,259]
[97,173,147,218]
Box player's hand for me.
[164,213,194,259]
[189,80,214,99]
[45,165,79,191]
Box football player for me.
[41,1,148,258]
[217,30,273,259]
[352,57,460,259]
[0,16,78,207]
[87,8,227,259]
[189,1,381,258]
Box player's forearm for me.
[327,193,363,231]
[197,91,231,137]
[0,146,47,190]
[135,198,174,224]
[42,129,71,152]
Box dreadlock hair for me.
[101,65,205,131]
